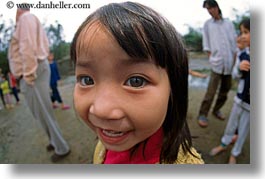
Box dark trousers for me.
[0,88,6,106]
[12,87,20,102]
[51,84,63,103]
[199,70,232,116]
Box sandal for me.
[213,110,225,120]
[46,144,55,152]
[61,105,70,110]
[197,115,208,128]
[51,150,71,163]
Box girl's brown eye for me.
[77,76,94,86]
[125,76,147,88]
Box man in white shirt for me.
[197,0,237,128]
[8,5,71,162]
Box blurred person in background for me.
[8,4,70,162]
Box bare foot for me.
[230,134,238,144]
[228,155,237,164]
[209,145,226,156]
[61,105,70,110]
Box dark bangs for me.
[96,2,187,69]
[72,2,187,71]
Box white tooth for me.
[102,130,124,137]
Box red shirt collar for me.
[104,128,163,164]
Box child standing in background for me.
[0,69,6,109]
[0,76,14,109]
[48,53,70,110]
[228,34,248,144]
[71,2,203,164]
[209,18,250,164]
[8,72,20,105]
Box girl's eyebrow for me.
[76,57,153,68]
[119,57,152,66]
[75,59,92,68]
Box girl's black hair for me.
[71,1,193,164]
[240,18,250,31]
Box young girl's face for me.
[240,25,250,47]
[74,22,170,152]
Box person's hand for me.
[207,51,211,58]
[24,77,35,86]
[58,80,63,86]
[239,60,250,72]
[24,73,37,86]
[200,74,208,78]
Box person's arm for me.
[233,53,237,66]
[202,22,211,57]
[189,70,208,78]
[18,15,38,85]
[230,21,238,66]
[232,57,242,80]
[8,37,23,78]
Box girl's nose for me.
[89,86,125,120]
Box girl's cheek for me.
[73,86,87,120]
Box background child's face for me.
[74,23,170,152]
[48,53,54,62]
[240,25,250,47]
[236,36,246,50]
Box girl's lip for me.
[98,128,131,145]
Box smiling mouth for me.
[102,129,127,137]
[99,128,131,145]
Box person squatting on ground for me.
[8,4,70,162]
[209,18,250,164]
[71,2,204,164]
[197,0,237,128]
[48,53,70,110]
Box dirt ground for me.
[0,57,250,164]
[0,82,97,164]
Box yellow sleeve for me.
[93,141,204,164]
[174,147,204,164]
[93,140,106,164]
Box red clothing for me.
[8,73,17,88]
[104,128,163,164]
